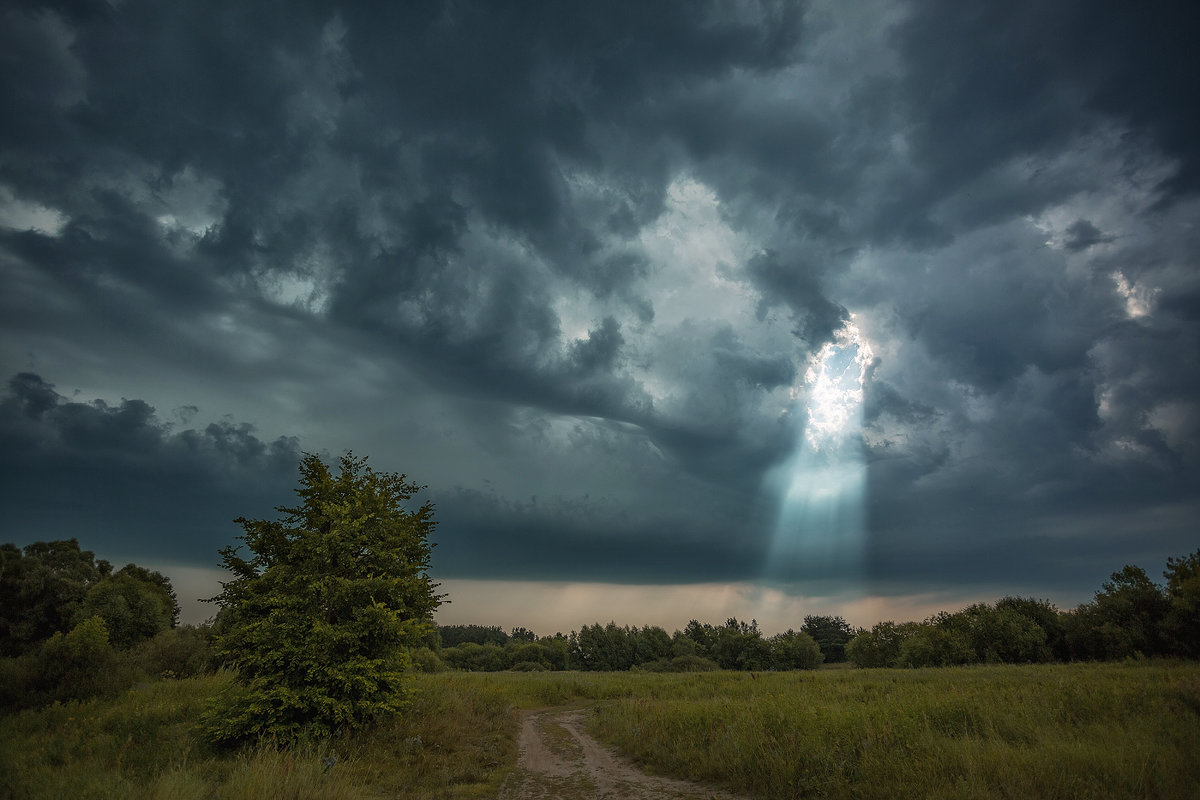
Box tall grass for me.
[2,661,1197,799]
[588,660,1200,799]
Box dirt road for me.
[498,708,752,800]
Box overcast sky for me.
[2,0,1197,633]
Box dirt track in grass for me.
[498,707,752,800]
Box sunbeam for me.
[767,318,873,583]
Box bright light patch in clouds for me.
[640,176,757,328]
[803,318,874,449]
[1113,271,1158,319]
[766,318,875,586]
[0,185,68,236]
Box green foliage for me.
[570,622,636,671]
[800,614,855,662]
[0,539,111,656]
[408,647,447,673]
[710,618,769,670]
[1162,548,1200,657]
[846,621,919,668]
[665,654,721,672]
[1066,565,1172,660]
[78,569,176,649]
[4,664,1198,800]
[633,625,673,664]
[441,642,507,671]
[953,603,1049,663]
[996,596,1067,659]
[200,453,444,747]
[437,624,509,647]
[33,616,123,702]
[677,619,718,658]
[1,540,180,659]
[1095,565,1171,655]
[897,622,976,667]
[768,629,824,670]
[134,625,215,679]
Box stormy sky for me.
[2,0,1197,631]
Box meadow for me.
[2,660,1197,799]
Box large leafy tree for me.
[202,453,444,746]
[0,539,111,655]
[78,566,177,649]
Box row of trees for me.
[847,553,1200,668]
[0,539,212,710]
[431,616,850,673]
[0,539,179,655]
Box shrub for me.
[409,646,447,673]
[668,654,720,672]
[134,625,214,679]
[769,629,824,670]
[847,621,918,668]
[35,615,125,701]
[897,625,975,668]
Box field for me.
[2,660,1197,799]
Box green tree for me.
[1093,565,1170,657]
[0,539,110,655]
[769,629,823,670]
[896,623,975,668]
[953,603,1048,663]
[438,624,509,647]
[711,618,767,670]
[846,621,919,668]
[77,567,176,649]
[996,596,1067,660]
[634,626,673,665]
[800,614,855,663]
[200,453,445,746]
[1162,549,1200,657]
[677,619,718,658]
[35,615,118,701]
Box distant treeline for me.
[429,549,1200,673]
[846,555,1199,668]
[429,617,835,673]
[3,539,1197,710]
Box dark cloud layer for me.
[1,0,1197,609]
[0,374,300,563]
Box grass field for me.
[2,661,1197,799]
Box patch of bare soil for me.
[498,708,752,800]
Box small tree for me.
[201,453,444,746]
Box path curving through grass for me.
[501,706,751,800]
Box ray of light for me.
[766,318,872,584]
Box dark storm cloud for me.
[432,486,769,584]
[0,374,300,563]
[1,0,1197,602]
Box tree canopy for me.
[0,538,176,656]
[202,453,444,746]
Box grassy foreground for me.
[2,661,1197,799]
